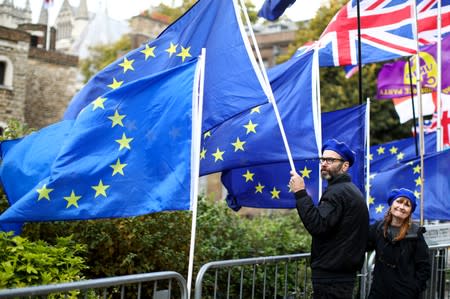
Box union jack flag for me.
[318,0,450,66]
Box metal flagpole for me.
[238,0,296,172]
[408,60,419,156]
[356,0,363,105]
[186,49,205,299]
[436,0,443,151]
[411,0,425,225]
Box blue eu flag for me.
[63,0,269,132]
[258,0,297,21]
[369,149,450,223]
[222,104,367,210]
[370,133,437,172]
[0,60,199,222]
[200,50,317,175]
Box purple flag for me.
[377,34,450,99]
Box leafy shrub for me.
[0,232,87,289]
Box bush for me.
[0,232,87,289]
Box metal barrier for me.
[0,271,187,299]
[0,245,447,298]
[194,253,311,299]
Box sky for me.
[13,0,321,24]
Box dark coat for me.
[367,221,431,299]
[295,173,369,282]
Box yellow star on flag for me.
[368,153,373,161]
[270,187,280,199]
[415,176,422,186]
[203,131,211,139]
[92,180,110,198]
[368,196,375,205]
[243,120,258,134]
[165,42,178,57]
[119,57,135,73]
[413,165,421,174]
[64,190,81,208]
[212,148,225,162]
[299,166,312,178]
[377,147,385,155]
[36,184,53,201]
[250,106,261,114]
[414,190,421,199]
[110,158,127,176]
[375,204,384,213]
[115,133,133,150]
[255,182,265,193]
[107,78,123,90]
[92,96,106,111]
[176,46,192,62]
[232,137,246,152]
[396,152,404,160]
[140,44,156,60]
[389,146,398,154]
[242,170,255,182]
[108,110,126,127]
[200,148,207,160]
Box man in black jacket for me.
[289,139,369,299]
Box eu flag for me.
[200,50,317,175]
[222,104,367,210]
[257,0,297,21]
[369,149,450,223]
[370,133,437,172]
[63,0,269,132]
[0,60,199,222]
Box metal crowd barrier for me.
[194,253,311,299]
[0,245,447,299]
[0,271,187,299]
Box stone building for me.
[0,23,78,130]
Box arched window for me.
[0,56,13,88]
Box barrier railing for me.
[194,253,311,299]
[0,244,447,298]
[0,271,187,299]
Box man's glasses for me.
[319,157,345,165]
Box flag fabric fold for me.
[257,0,297,21]
[222,104,366,210]
[63,0,268,132]
[0,60,199,223]
[199,50,317,175]
[369,149,450,223]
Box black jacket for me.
[367,221,431,299]
[295,173,369,282]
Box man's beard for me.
[321,164,343,181]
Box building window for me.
[0,61,5,85]
[0,56,13,88]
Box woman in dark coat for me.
[367,188,431,299]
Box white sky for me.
[13,0,320,24]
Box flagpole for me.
[356,0,363,105]
[186,49,206,299]
[312,48,323,198]
[238,0,296,172]
[407,59,419,156]
[436,0,443,151]
[411,0,425,225]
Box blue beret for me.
[388,188,417,213]
[321,139,355,166]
